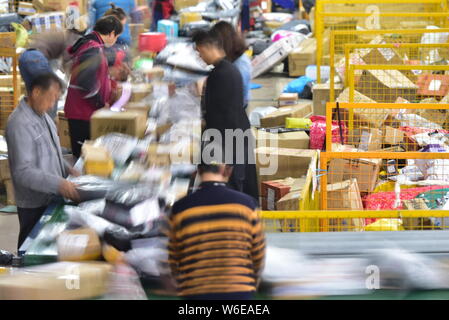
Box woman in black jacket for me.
[192,30,259,203]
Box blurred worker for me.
[102,4,132,82]
[192,30,259,202]
[169,162,266,300]
[18,15,88,121]
[90,0,136,46]
[6,73,81,250]
[151,0,174,31]
[64,16,123,158]
[211,21,252,109]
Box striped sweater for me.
[169,181,266,297]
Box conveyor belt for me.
[267,231,449,257]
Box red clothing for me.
[64,32,112,121]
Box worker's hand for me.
[103,103,110,110]
[58,179,80,203]
[68,167,81,177]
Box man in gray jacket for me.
[6,73,81,250]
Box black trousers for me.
[17,206,47,251]
[68,119,91,158]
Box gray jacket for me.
[5,98,70,208]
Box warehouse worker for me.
[210,21,252,109]
[6,73,81,250]
[64,15,123,158]
[192,30,259,202]
[169,162,266,300]
[18,15,88,121]
[90,0,136,46]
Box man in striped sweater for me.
[168,163,266,300]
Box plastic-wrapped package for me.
[125,237,170,277]
[67,175,123,202]
[310,116,347,150]
[395,112,443,130]
[139,167,172,187]
[119,161,148,182]
[105,183,160,207]
[249,107,278,127]
[93,133,139,166]
[159,120,201,144]
[0,250,13,266]
[103,225,134,252]
[0,135,7,154]
[103,263,147,300]
[363,185,449,210]
[156,42,211,73]
[65,205,115,237]
[100,198,161,230]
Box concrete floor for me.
[0,72,304,256]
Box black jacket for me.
[203,59,251,134]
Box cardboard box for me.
[312,83,344,116]
[0,262,112,300]
[278,93,298,107]
[174,0,199,11]
[255,147,316,183]
[356,69,418,103]
[327,179,365,231]
[147,141,197,166]
[417,74,449,98]
[57,228,102,262]
[124,102,151,115]
[259,102,312,128]
[4,179,15,206]
[336,88,376,104]
[327,178,363,210]
[384,126,405,145]
[349,127,382,151]
[82,144,114,177]
[57,115,71,150]
[255,130,310,149]
[91,110,147,139]
[261,177,306,210]
[130,83,153,103]
[0,156,10,180]
[41,0,86,14]
[18,2,37,16]
[276,191,302,211]
[328,157,381,193]
[288,37,316,77]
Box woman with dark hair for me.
[90,0,136,46]
[211,21,252,109]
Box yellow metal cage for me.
[327,29,449,101]
[325,102,449,152]
[346,64,449,104]
[329,43,449,101]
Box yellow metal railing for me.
[329,43,449,101]
[261,210,449,232]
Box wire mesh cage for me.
[344,64,449,104]
[316,151,449,231]
[327,29,449,101]
[325,102,449,153]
